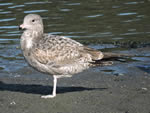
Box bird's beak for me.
[19,24,25,30]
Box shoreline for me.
[0,68,150,113]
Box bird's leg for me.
[41,75,71,99]
[41,75,58,99]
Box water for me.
[0,0,150,75]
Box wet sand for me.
[0,65,150,113]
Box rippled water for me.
[0,0,150,74]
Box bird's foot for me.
[41,94,56,99]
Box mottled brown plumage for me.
[19,14,128,98]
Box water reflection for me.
[0,18,16,22]
[0,3,13,6]
[0,0,149,74]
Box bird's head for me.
[19,14,44,33]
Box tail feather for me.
[102,52,133,59]
[89,52,133,67]
[89,61,113,66]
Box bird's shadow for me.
[0,81,107,95]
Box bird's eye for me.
[32,19,35,22]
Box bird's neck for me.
[21,30,43,50]
[24,29,43,38]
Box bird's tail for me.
[102,52,133,59]
[89,52,133,67]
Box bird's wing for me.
[32,35,103,66]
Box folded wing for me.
[32,35,104,67]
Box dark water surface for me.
[0,0,150,75]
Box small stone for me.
[10,101,16,105]
[142,87,148,91]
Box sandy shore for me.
[0,65,150,113]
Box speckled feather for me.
[20,14,104,76]
[20,14,130,98]
[22,34,103,75]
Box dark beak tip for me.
[19,26,22,30]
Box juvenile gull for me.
[19,14,123,98]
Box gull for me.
[19,14,127,98]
